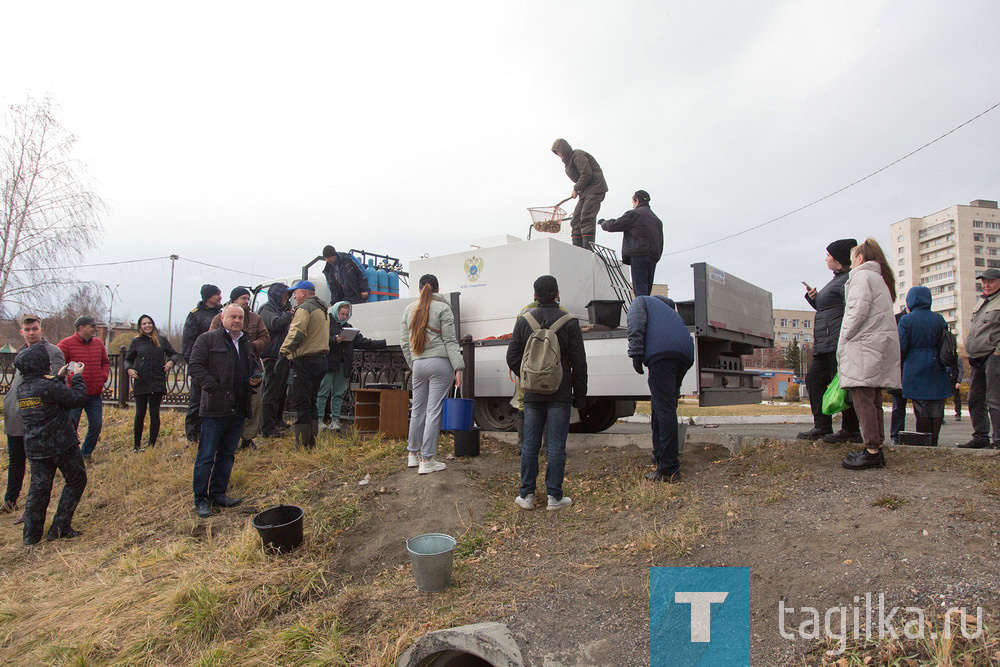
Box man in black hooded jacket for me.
[258,282,294,436]
[599,190,664,297]
[14,344,89,545]
[182,284,223,442]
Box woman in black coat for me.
[797,239,862,442]
[125,315,181,451]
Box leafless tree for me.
[0,96,104,316]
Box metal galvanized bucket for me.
[406,533,456,592]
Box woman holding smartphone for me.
[125,315,181,452]
[798,238,862,442]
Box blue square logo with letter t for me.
[650,567,751,666]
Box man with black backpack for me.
[506,275,587,511]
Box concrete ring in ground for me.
[396,622,524,667]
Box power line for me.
[178,257,270,279]
[664,100,1000,257]
[12,256,171,272]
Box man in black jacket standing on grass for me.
[258,282,294,437]
[599,189,664,297]
[507,275,587,512]
[182,284,223,442]
[188,304,262,519]
[14,344,89,545]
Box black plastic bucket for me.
[585,300,624,328]
[454,428,481,457]
[252,505,304,553]
[898,431,933,446]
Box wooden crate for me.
[353,388,409,438]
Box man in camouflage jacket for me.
[14,344,89,545]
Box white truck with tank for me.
[253,236,774,433]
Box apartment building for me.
[772,308,814,350]
[890,199,1000,345]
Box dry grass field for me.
[0,408,997,665]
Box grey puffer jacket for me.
[836,262,901,389]
[400,293,464,371]
[3,339,65,437]
[805,269,850,354]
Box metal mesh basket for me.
[528,205,566,234]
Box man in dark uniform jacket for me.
[14,344,89,545]
[182,284,223,442]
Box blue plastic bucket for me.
[442,397,475,431]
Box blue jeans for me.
[520,401,571,500]
[70,394,104,458]
[629,256,657,297]
[193,410,244,502]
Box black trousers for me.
[185,379,202,442]
[804,351,859,433]
[649,357,692,476]
[23,446,88,543]
[287,355,327,425]
[134,393,163,448]
[261,357,290,434]
[953,385,962,417]
[4,435,25,506]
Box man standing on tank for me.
[551,139,608,251]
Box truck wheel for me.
[570,398,619,433]
[474,397,518,431]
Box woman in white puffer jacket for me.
[837,237,901,470]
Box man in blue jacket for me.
[628,296,694,482]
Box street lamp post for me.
[104,283,120,343]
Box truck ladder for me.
[590,242,634,315]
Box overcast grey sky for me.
[4,0,999,330]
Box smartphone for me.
[68,361,83,373]
[801,281,812,291]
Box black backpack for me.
[938,328,958,369]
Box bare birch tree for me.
[0,96,104,315]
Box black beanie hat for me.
[201,284,221,302]
[533,275,559,302]
[323,245,336,257]
[230,287,251,302]
[826,239,857,268]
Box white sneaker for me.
[514,494,535,510]
[546,495,573,511]
[418,459,447,475]
[329,420,341,431]
[318,422,329,432]
[407,452,420,468]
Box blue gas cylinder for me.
[352,255,363,270]
[365,260,378,302]
[376,266,388,301]
[387,270,399,300]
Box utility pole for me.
[104,283,120,343]
[167,254,179,334]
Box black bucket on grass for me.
[252,505,304,553]
[454,427,481,457]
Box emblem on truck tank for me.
[464,255,484,282]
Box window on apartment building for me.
[804,320,811,329]
[780,318,787,327]
[990,260,1000,268]
[898,247,904,255]
[990,247,1000,256]
[975,233,985,241]
[989,222,1000,230]
[899,281,906,291]
[780,333,788,341]
[975,246,984,254]
[898,258,904,266]
[974,220,984,228]
[989,236,999,243]
[792,333,799,342]
[976,283,982,292]
[791,319,799,327]
[976,258,986,266]
[899,270,905,277]
[897,235,903,242]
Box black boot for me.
[293,424,313,450]
[842,449,885,470]
[797,426,832,440]
[823,429,863,444]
